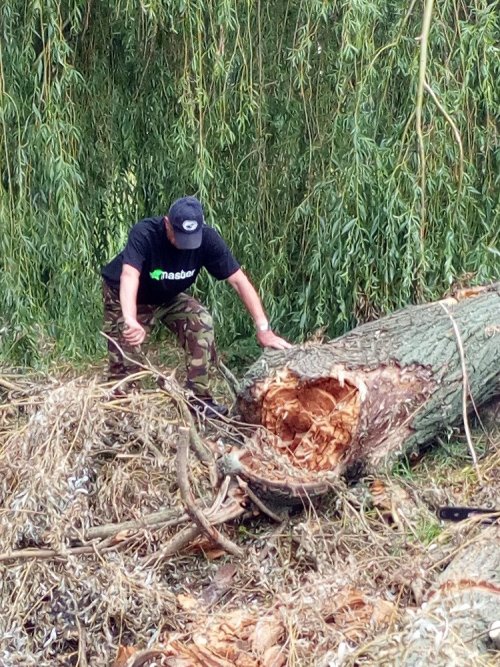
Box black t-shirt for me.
[101,216,240,304]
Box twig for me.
[75,617,89,667]
[176,400,218,486]
[218,360,241,398]
[83,508,189,542]
[237,476,285,523]
[100,332,184,398]
[141,524,202,567]
[439,302,481,479]
[0,376,24,392]
[176,426,243,557]
[0,535,122,563]
[207,475,231,517]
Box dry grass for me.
[0,366,498,666]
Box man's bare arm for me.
[226,269,292,350]
[120,264,146,346]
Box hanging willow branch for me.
[424,81,464,197]
[415,0,435,247]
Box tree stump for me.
[226,284,500,498]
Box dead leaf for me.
[176,593,199,611]
[111,529,131,544]
[371,598,395,626]
[262,644,287,667]
[186,536,228,559]
[201,564,237,606]
[250,616,284,655]
[111,645,137,667]
[214,563,237,582]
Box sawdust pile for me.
[0,371,498,666]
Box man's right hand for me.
[123,318,146,346]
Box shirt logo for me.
[150,268,195,281]
[182,220,198,231]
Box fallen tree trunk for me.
[229,284,500,495]
[399,526,500,666]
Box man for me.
[101,196,291,416]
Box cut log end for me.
[260,373,361,472]
[238,361,433,480]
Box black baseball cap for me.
[168,196,204,249]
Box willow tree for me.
[0,0,498,365]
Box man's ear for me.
[164,217,176,245]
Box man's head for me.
[165,196,204,250]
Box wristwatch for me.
[256,321,270,332]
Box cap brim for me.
[174,230,203,250]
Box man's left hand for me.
[257,330,292,350]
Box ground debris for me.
[0,370,498,666]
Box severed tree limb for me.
[235,284,500,500]
[0,534,130,563]
[141,524,202,567]
[176,426,244,557]
[83,508,189,542]
[350,525,500,666]
[176,400,219,486]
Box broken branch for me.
[176,427,243,558]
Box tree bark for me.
[232,284,500,492]
[398,526,500,666]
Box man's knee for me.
[192,308,214,331]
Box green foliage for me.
[0,0,499,365]
[412,516,443,546]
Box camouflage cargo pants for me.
[102,282,217,398]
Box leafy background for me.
[0,0,498,365]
